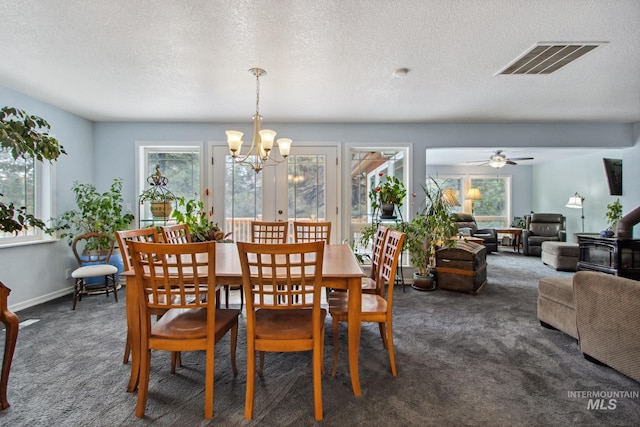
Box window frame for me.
[0,153,54,247]
[136,142,205,225]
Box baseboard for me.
[10,287,73,312]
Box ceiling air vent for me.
[498,42,604,75]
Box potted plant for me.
[604,199,623,237]
[47,178,135,249]
[369,174,406,220]
[139,190,176,219]
[405,178,458,291]
[171,195,229,242]
[1,107,66,234]
[138,164,177,219]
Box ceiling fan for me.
[466,150,534,169]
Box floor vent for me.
[498,42,605,75]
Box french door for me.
[211,145,339,243]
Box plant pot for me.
[150,201,173,218]
[411,272,436,291]
[380,202,397,219]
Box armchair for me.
[522,213,566,256]
[451,213,498,253]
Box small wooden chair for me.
[128,240,240,419]
[237,241,326,421]
[160,223,191,244]
[115,228,161,366]
[293,221,331,244]
[362,224,389,295]
[250,220,288,244]
[70,232,119,310]
[0,282,18,410]
[329,229,406,377]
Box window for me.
[137,144,203,224]
[430,174,511,228]
[0,150,51,244]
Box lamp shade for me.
[442,189,461,206]
[467,188,482,200]
[566,192,583,208]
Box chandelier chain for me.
[255,72,260,116]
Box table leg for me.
[126,275,139,392]
[347,276,362,396]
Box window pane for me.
[224,154,261,242]
[146,151,199,200]
[288,154,326,221]
[0,151,37,239]
[469,176,509,227]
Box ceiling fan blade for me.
[465,159,489,164]
[506,160,517,165]
[506,157,534,161]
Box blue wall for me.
[2,84,639,308]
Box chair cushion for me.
[71,264,118,279]
[255,308,327,340]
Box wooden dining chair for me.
[128,240,240,419]
[293,221,331,244]
[362,224,389,295]
[223,220,290,311]
[237,241,326,421]
[70,232,119,310]
[329,229,406,377]
[116,227,162,365]
[160,223,191,244]
[250,220,288,244]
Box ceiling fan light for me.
[488,158,507,168]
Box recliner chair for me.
[451,213,498,253]
[522,213,566,256]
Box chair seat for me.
[255,308,327,340]
[153,307,241,340]
[71,264,118,279]
[328,292,387,314]
[361,277,376,290]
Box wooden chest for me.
[435,241,487,295]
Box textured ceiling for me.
[1,0,639,124]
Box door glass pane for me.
[224,154,262,242]
[349,148,407,263]
[288,154,326,221]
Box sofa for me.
[522,213,566,256]
[451,213,498,253]
[538,271,640,383]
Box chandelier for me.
[226,68,292,173]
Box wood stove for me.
[577,235,640,280]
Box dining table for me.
[121,242,367,397]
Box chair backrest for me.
[250,221,288,244]
[72,232,115,266]
[237,241,325,312]
[375,230,406,301]
[160,223,192,244]
[451,213,478,234]
[369,224,390,280]
[293,221,331,244]
[116,228,161,271]
[127,240,216,332]
[526,213,566,237]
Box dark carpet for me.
[1,251,639,426]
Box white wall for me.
[533,146,639,240]
[0,87,94,309]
